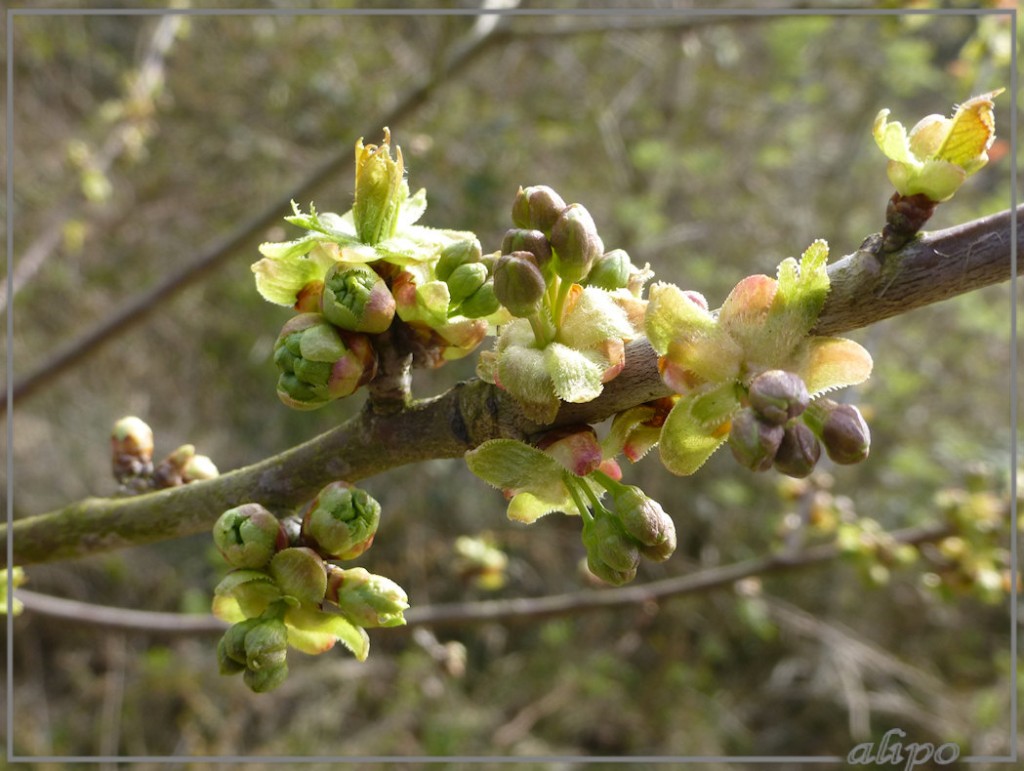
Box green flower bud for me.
[611,486,676,558]
[549,203,603,283]
[728,408,785,472]
[320,263,396,334]
[457,282,501,319]
[446,262,488,306]
[244,617,289,673]
[326,566,409,628]
[586,249,632,291]
[500,228,552,270]
[436,238,483,283]
[582,514,640,586]
[244,661,289,693]
[773,422,821,478]
[219,618,260,673]
[214,503,288,569]
[269,547,327,606]
[273,314,378,409]
[493,252,547,318]
[815,400,871,464]
[747,370,810,425]
[301,482,381,561]
[511,185,567,235]
[182,453,219,483]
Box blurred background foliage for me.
[3,0,1020,766]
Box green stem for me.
[590,468,629,497]
[551,276,573,331]
[563,473,594,524]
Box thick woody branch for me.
[5,206,1018,567]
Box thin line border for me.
[5,3,1018,765]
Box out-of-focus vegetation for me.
[5,2,1019,765]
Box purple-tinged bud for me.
[536,425,603,477]
[814,400,871,464]
[301,481,381,561]
[501,228,553,270]
[773,422,821,478]
[320,263,395,334]
[111,416,154,484]
[582,514,640,586]
[748,370,810,425]
[493,252,547,317]
[728,408,784,472]
[611,486,676,559]
[511,185,567,235]
[436,238,483,282]
[326,566,409,628]
[269,547,327,606]
[549,203,603,283]
[586,249,632,291]
[214,504,288,569]
[446,262,489,306]
[151,444,195,489]
[457,282,501,319]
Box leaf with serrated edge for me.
[285,606,369,659]
[465,439,566,496]
[659,396,730,476]
[798,337,873,396]
[644,282,715,356]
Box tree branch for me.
[12,521,953,633]
[5,206,1017,567]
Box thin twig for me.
[12,520,953,634]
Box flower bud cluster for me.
[727,370,870,478]
[111,416,218,493]
[211,481,407,693]
[479,185,650,422]
[579,475,677,586]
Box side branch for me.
[6,206,1017,567]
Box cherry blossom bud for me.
[269,547,327,606]
[728,408,784,472]
[218,618,259,674]
[243,617,289,673]
[773,422,821,478]
[457,282,501,319]
[182,453,219,483]
[747,369,810,425]
[818,400,871,464]
[436,238,483,282]
[301,482,381,561]
[511,185,567,235]
[587,249,632,291]
[214,503,288,569]
[611,486,676,560]
[582,514,640,586]
[501,228,552,270]
[493,251,547,317]
[446,262,489,306]
[320,263,395,334]
[549,203,603,283]
[326,566,409,627]
[111,416,154,484]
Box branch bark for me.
[5,206,1018,567]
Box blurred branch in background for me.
[12,519,953,633]
[3,9,508,416]
[1,14,185,313]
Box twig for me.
[3,206,1016,567]
[12,520,953,633]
